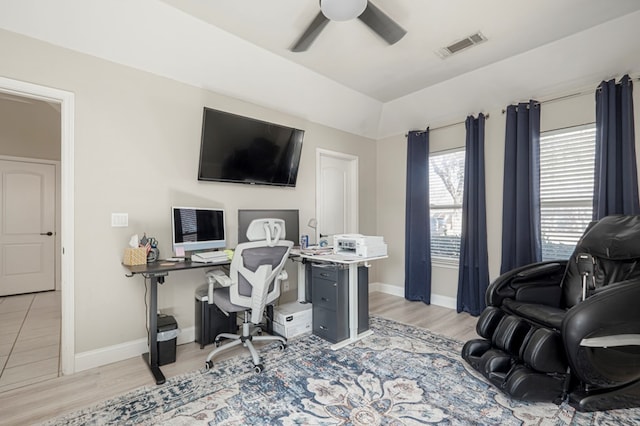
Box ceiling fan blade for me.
[291,12,330,52]
[358,1,406,45]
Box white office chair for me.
[204,218,293,373]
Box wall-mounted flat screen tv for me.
[198,107,304,187]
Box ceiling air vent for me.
[436,32,487,59]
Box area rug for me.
[44,316,640,425]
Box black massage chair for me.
[461,215,640,411]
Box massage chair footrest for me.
[504,365,566,403]
[463,343,567,403]
[461,338,491,371]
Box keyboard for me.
[191,251,229,263]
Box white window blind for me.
[429,149,465,260]
[539,124,596,260]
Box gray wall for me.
[0,95,60,161]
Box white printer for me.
[333,234,387,258]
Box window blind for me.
[539,124,596,260]
[429,149,465,260]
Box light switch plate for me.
[111,213,129,227]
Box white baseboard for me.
[369,282,404,297]
[430,294,457,310]
[75,283,457,372]
[370,282,457,310]
[75,326,195,372]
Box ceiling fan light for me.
[320,0,367,22]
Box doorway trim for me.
[0,76,75,375]
[315,148,359,241]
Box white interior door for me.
[0,159,55,296]
[316,149,358,243]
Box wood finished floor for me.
[0,291,479,425]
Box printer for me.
[333,234,387,258]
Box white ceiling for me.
[161,0,640,102]
[1,0,640,139]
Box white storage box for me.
[273,302,312,338]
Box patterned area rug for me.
[44,317,640,425]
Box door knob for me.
[40,232,53,236]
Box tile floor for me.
[0,291,61,392]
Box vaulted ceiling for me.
[1,0,640,138]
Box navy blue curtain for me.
[593,74,640,219]
[457,114,489,315]
[500,101,542,274]
[405,130,431,303]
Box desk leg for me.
[142,274,166,385]
[330,263,373,350]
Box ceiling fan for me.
[291,0,407,52]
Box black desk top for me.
[124,259,231,276]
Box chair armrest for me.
[581,334,640,347]
[207,269,232,287]
[563,279,640,386]
[206,269,234,304]
[486,261,567,307]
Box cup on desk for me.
[300,234,309,249]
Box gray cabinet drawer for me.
[312,264,339,281]
[313,307,348,343]
[312,278,339,311]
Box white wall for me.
[376,88,640,305]
[0,29,377,356]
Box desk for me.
[295,251,387,350]
[124,260,230,384]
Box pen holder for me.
[123,247,147,266]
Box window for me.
[429,149,465,260]
[539,124,596,260]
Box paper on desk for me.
[300,247,333,255]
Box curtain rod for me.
[405,113,490,137]
[406,75,640,136]
[502,75,640,113]
[501,91,585,113]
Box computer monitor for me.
[238,209,299,245]
[171,206,226,252]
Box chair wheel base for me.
[278,343,286,351]
[254,364,264,373]
[205,360,213,370]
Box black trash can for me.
[157,315,179,366]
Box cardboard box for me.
[273,302,312,338]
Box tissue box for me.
[123,247,147,265]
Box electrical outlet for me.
[283,281,290,291]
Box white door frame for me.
[0,76,75,375]
[315,148,359,241]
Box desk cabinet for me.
[195,286,237,348]
[311,264,368,343]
